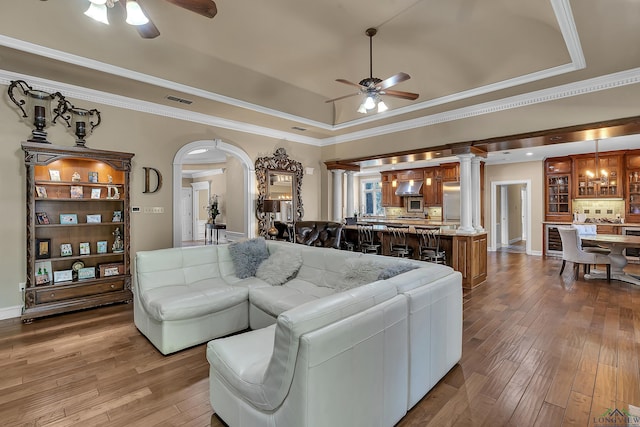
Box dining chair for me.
[357,223,380,254]
[386,225,413,258]
[557,226,610,281]
[415,226,446,264]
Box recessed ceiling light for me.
[188,148,207,155]
[526,152,533,156]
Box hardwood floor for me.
[1,252,639,426]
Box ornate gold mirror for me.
[255,148,304,237]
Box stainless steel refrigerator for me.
[442,182,461,221]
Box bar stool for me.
[357,223,380,254]
[387,225,413,258]
[415,226,446,264]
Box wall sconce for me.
[392,179,397,188]
[7,80,66,143]
[55,100,102,147]
[426,178,432,186]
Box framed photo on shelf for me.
[35,238,51,259]
[35,186,47,198]
[88,172,98,183]
[70,186,83,199]
[59,214,78,224]
[99,262,124,277]
[86,214,102,223]
[78,267,96,280]
[91,188,101,199]
[97,241,108,254]
[112,210,122,222]
[60,243,73,257]
[35,261,53,285]
[79,242,90,255]
[36,212,50,225]
[49,169,61,181]
[54,270,73,283]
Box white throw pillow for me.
[256,247,303,286]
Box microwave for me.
[406,196,424,213]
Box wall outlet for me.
[18,282,25,292]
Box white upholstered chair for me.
[558,226,611,281]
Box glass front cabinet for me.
[545,157,572,222]
[22,142,134,322]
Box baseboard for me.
[0,305,22,320]
[508,238,522,245]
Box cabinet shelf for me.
[35,180,124,187]
[23,141,134,322]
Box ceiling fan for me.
[326,27,419,114]
[74,0,217,39]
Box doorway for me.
[172,139,256,247]
[490,180,531,254]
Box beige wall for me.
[508,184,524,242]
[0,86,322,313]
[484,161,545,254]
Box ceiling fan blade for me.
[382,89,419,101]
[325,92,361,103]
[375,72,411,91]
[164,0,217,18]
[336,79,366,89]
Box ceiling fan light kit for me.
[84,3,109,25]
[125,0,150,26]
[327,27,419,114]
[77,0,218,39]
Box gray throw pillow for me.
[228,238,269,279]
[335,258,387,291]
[378,263,419,280]
[256,247,303,285]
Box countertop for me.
[355,217,459,227]
[542,221,640,227]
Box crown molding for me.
[0,69,321,146]
[0,0,584,132]
[320,67,640,146]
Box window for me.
[361,179,383,216]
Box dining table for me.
[580,234,640,285]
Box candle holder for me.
[7,80,66,143]
[54,100,101,147]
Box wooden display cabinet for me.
[381,172,403,207]
[22,142,134,322]
[545,157,572,221]
[627,150,640,222]
[573,153,623,199]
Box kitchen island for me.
[344,221,487,289]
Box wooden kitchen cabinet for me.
[440,163,459,182]
[626,150,640,222]
[381,172,403,207]
[397,170,424,182]
[423,167,442,206]
[545,157,572,222]
[22,142,134,322]
[573,153,623,199]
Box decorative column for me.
[332,169,344,221]
[346,171,354,217]
[457,154,475,233]
[471,156,485,232]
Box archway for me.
[172,139,255,247]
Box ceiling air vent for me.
[291,126,307,131]
[166,95,193,105]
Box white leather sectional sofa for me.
[134,239,462,426]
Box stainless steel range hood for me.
[395,181,423,196]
